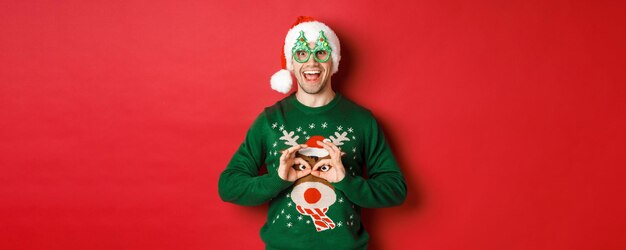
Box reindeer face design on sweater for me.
[280,131,350,232]
[291,152,337,232]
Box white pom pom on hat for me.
[270,69,292,94]
[270,16,341,94]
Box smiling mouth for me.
[303,70,321,82]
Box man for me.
[218,16,407,249]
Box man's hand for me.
[311,141,346,183]
[277,144,311,182]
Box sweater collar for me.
[289,92,342,114]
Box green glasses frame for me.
[291,30,333,63]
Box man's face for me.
[292,42,333,95]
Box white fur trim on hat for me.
[284,21,341,74]
[298,147,330,158]
[270,69,293,94]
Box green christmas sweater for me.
[219,93,407,250]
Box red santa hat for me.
[270,16,342,94]
[298,135,330,158]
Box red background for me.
[1,0,625,249]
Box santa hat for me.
[298,135,330,158]
[270,16,342,94]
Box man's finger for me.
[329,143,341,156]
[280,149,289,162]
[323,141,342,158]
[321,140,338,150]
[286,145,300,155]
[286,144,307,158]
[318,141,344,161]
[293,157,312,170]
[317,141,336,156]
[297,168,311,179]
[310,170,321,177]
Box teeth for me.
[303,70,320,74]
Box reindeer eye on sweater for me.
[319,165,331,172]
[293,164,307,171]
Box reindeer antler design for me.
[329,132,350,146]
[279,130,300,147]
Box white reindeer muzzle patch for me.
[291,181,337,232]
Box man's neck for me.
[295,88,336,108]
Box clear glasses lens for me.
[314,50,330,62]
[294,50,310,63]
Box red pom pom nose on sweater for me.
[304,188,322,204]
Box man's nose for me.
[304,52,318,65]
[304,57,318,65]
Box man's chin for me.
[298,82,326,95]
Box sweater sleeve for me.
[218,114,293,206]
[333,116,407,208]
